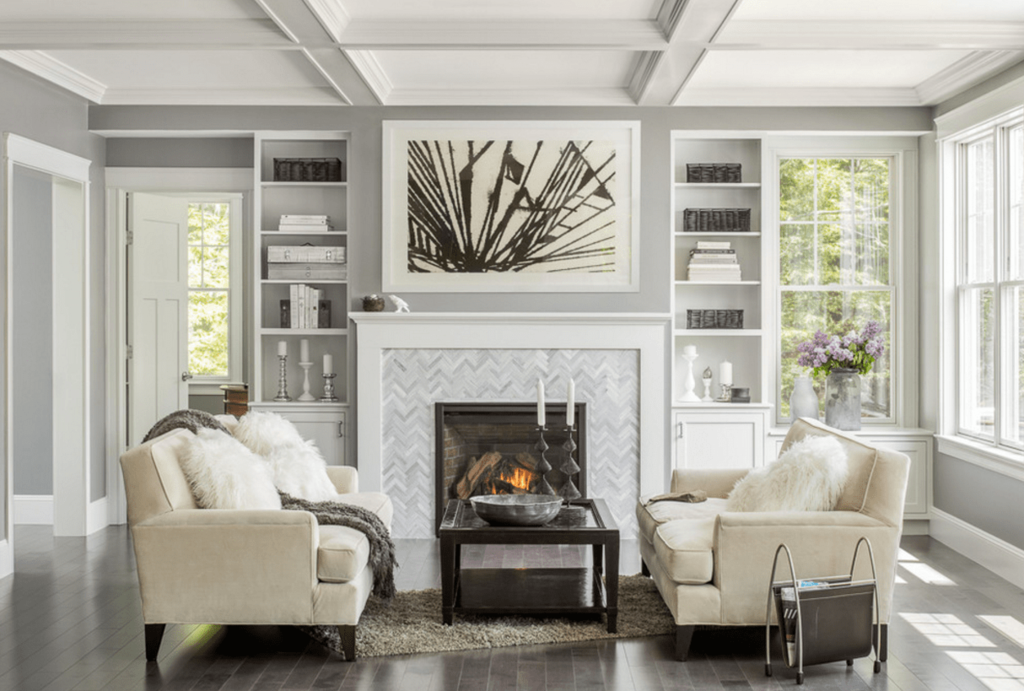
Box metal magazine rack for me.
[765,537,882,685]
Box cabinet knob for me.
[677,422,683,438]
[338,420,344,438]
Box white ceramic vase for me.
[789,376,820,422]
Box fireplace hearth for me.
[434,402,586,532]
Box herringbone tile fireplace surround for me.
[352,313,670,539]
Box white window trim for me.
[184,194,243,393]
[940,106,1024,458]
[764,136,919,429]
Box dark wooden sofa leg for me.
[641,559,650,577]
[145,624,165,661]
[675,625,695,661]
[338,625,356,661]
[875,624,888,662]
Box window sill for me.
[935,434,1024,483]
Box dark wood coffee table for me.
[439,498,620,632]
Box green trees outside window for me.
[187,202,231,377]
[779,158,894,420]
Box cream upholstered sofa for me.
[637,418,909,661]
[119,415,393,662]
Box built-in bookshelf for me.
[250,132,350,465]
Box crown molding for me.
[627,52,662,104]
[345,50,392,104]
[336,19,666,50]
[99,86,345,106]
[304,0,351,43]
[719,20,1024,50]
[0,50,106,102]
[915,50,1024,105]
[385,87,636,107]
[675,86,923,107]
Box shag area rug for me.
[305,574,674,658]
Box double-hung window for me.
[952,115,1023,451]
[778,155,897,423]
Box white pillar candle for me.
[537,379,546,427]
[323,353,333,375]
[720,360,733,387]
[566,378,575,427]
[277,340,287,357]
[683,344,697,357]
[300,338,310,363]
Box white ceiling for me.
[0,0,1021,107]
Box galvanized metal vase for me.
[825,368,861,430]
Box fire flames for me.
[483,466,536,495]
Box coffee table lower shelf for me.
[453,567,607,622]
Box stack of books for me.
[687,241,742,282]
[278,214,332,233]
[282,284,331,329]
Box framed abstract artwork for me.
[382,121,640,292]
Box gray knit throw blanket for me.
[142,409,229,444]
[279,492,397,601]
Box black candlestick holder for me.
[533,426,555,496]
[557,424,582,503]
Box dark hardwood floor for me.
[2,524,1024,690]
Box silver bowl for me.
[469,494,563,526]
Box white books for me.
[289,284,299,329]
[280,214,329,223]
[696,241,732,250]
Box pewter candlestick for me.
[534,427,555,495]
[558,425,582,503]
[274,355,291,402]
[320,373,339,402]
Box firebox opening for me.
[435,402,586,533]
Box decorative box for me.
[686,309,744,329]
[267,245,346,280]
[272,158,343,182]
[685,163,742,184]
[682,208,752,233]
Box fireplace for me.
[435,402,586,531]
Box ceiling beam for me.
[915,50,1024,104]
[674,86,923,107]
[335,19,667,51]
[717,21,1024,51]
[0,20,294,50]
[635,0,742,105]
[385,87,636,107]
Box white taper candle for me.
[566,378,575,427]
[537,379,546,427]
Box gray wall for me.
[0,61,107,504]
[90,105,932,317]
[106,137,253,168]
[12,166,53,495]
[926,62,1024,550]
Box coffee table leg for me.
[593,544,604,576]
[605,538,619,633]
[440,536,456,625]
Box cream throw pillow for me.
[180,428,281,510]
[727,435,849,512]
[233,410,338,502]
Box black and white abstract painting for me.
[383,121,639,292]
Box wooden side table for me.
[220,384,248,417]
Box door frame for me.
[2,134,92,575]
[104,167,250,525]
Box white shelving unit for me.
[250,131,351,465]
[670,132,772,467]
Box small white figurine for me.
[388,294,410,313]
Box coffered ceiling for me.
[0,0,1022,107]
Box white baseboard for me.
[13,495,53,525]
[902,518,930,536]
[86,496,108,535]
[931,507,1024,590]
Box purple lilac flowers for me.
[796,320,885,377]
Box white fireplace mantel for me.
[352,312,671,507]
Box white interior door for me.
[129,193,189,446]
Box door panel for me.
[129,193,189,446]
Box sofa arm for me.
[714,511,901,624]
[326,466,358,494]
[131,509,319,625]
[671,468,750,499]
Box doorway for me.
[2,134,93,577]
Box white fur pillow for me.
[233,411,337,502]
[180,428,281,510]
[727,435,849,512]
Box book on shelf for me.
[278,214,333,233]
[285,284,330,329]
[696,241,732,250]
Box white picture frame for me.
[382,120,641,293]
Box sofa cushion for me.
[317,525,370,583]
[234,411,338,502]
[180,429,281,510]
[637,497,728,542]
[654,518,716,585]
[780,418,877,512]
[727,435,848,512]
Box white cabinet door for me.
[673,409,767,470]
[859,438,929,516]
[251,405,348,466]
